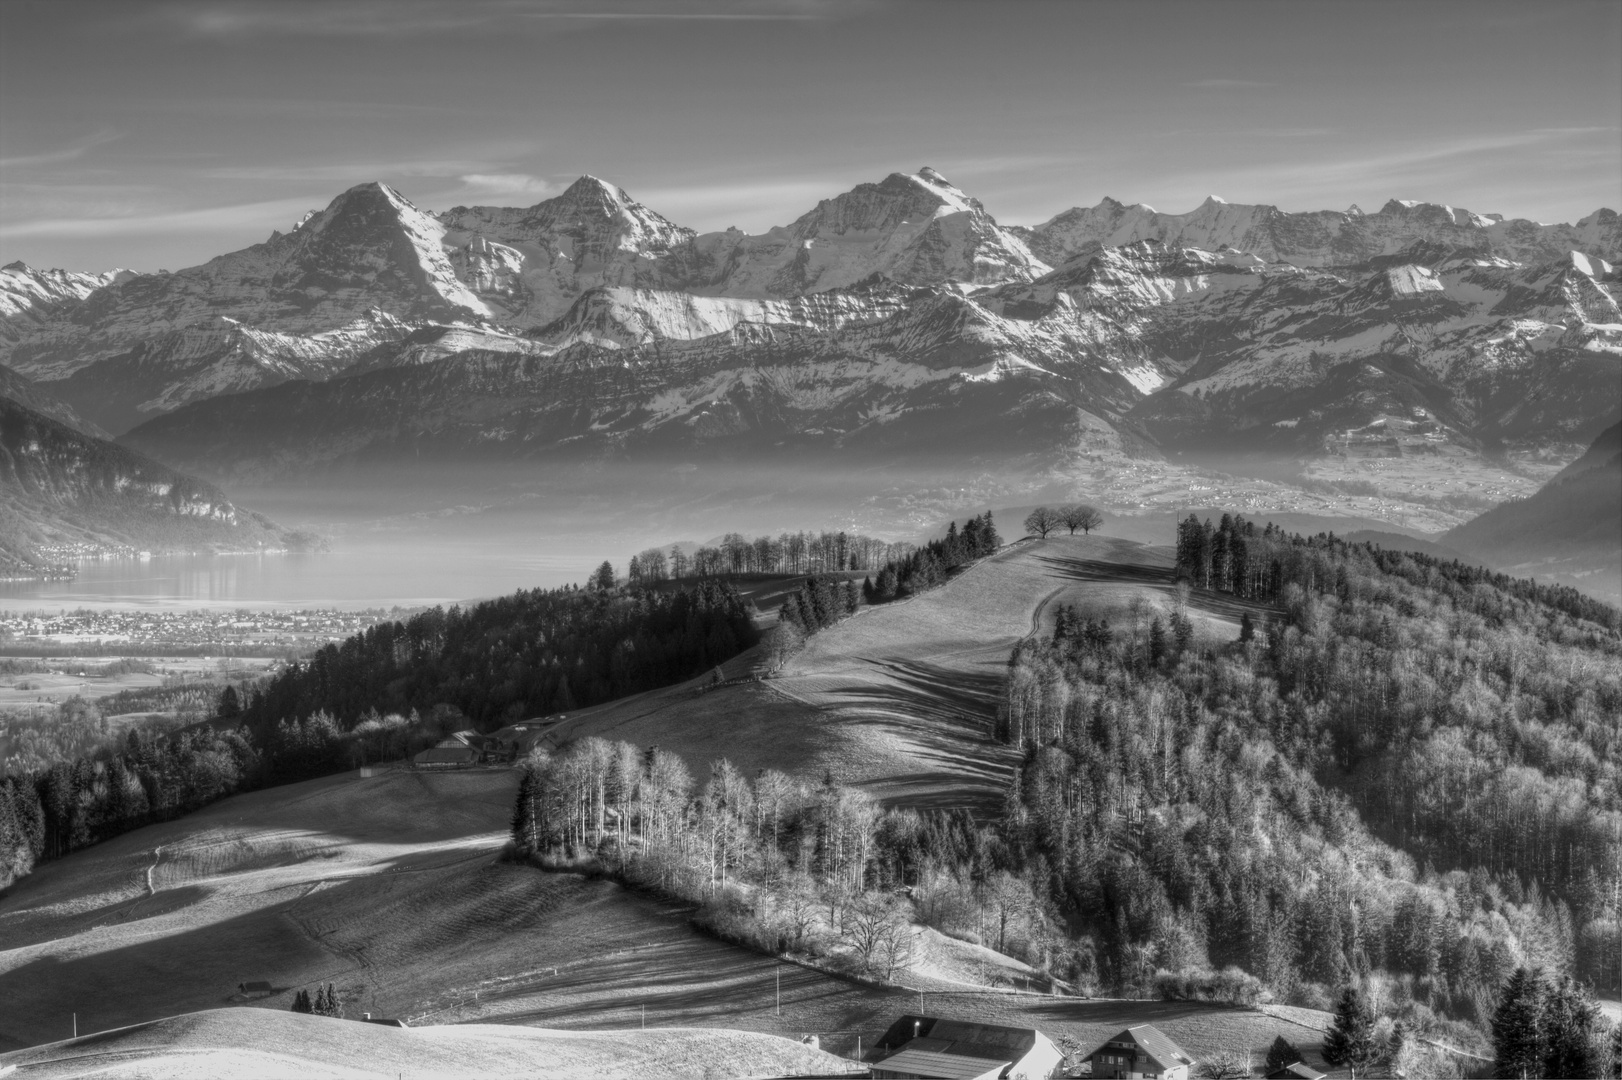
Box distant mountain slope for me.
[1444,421,1622,601]
[0,260,129,351]
[5,169,1617,463]
[0,365,107,439]
[1022,195,1621,269]
[118,240,1621,484]
[0,394,295,573]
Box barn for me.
[868,1015,1062,1080]
[412,732,480,767]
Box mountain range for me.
[0,167,1617,574]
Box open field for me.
[555,535,1270,812]
[1,535,1333,1072]
[0,656,276,710]
[1,1008,861,1079]
[0,766,1342,1072]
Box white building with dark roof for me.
[1084,1024,1194,1080]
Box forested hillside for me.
[0,577,758,890]
[1001,515,1622,1020]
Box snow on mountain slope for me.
[1025,195,1622,269]
[533,278,915,348]
[439,175,697,327]
[37,310,420,434]
[680,168,1051,299]
[0,261,129,348]
[1126,246,1621,451]
[3,183,488,382]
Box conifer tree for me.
[1265,1035,1301,1072]
[511,766,538,854]
[291,988,312,1013]
[1323,985,1377,1078]
[1239,610,1255,642]
[1541,975,1598,1080]
[1493,966,1547,1079]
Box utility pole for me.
[775,963,781,1016]
[72,1013,77,1039]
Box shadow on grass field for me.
[0,532,1346,1069]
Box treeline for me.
[865,513,1001,602]
[2,724,258,882]
[627,530,913,585]
[0,578,763,891]
[987,513,1622,1030]
[240,579,757,734]
[510,738,1058,980]
[1,692,208,776]
[1176,512,1621,630]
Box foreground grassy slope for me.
[2,534,1331,1069]
[556,535,1266,811]
[2,1008,860,1079]
[1,763,1335,1068]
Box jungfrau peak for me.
[683,167,1051,298]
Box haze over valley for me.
[2,2,1619,1077]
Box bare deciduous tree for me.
[1061,503,1104,535]
[1023,506,1060,538]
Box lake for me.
[0,536,602,612]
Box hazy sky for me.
[2,0,1618,272]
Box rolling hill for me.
[1445,421,1622,601]
[0,535,1349,1073]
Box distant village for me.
[0,606,402,653]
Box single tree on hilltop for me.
[1323,985,1378,1078]
[1061,503,1104,535]
[1024,506,1060,538]
[590,560,616,592]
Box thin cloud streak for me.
[164,0,829,38]
[0,130,123,170]
[0,196,330,240]
[1183,78,1274,89]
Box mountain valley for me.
[0,167,1617,595]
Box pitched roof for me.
[872,1015,1038,1072]
[414,746,478,764]
[1265,1063,1326,1080]
[870,1047,1009,1080]
[1089,1024,1193,1073]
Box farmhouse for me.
[1084,1025,1195,1080]
[237,980,272,996]
[1264,1063,1326,1080]
[412,730,493,767]
[868,1015,1063,1080]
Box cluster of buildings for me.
[411,721,563,767]
[864,1016,1326,1080]
[0,607,391,651]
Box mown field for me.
[556,535,1265,811]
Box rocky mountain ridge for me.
[1019,195,1622,270]
[1,169,1616,479]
